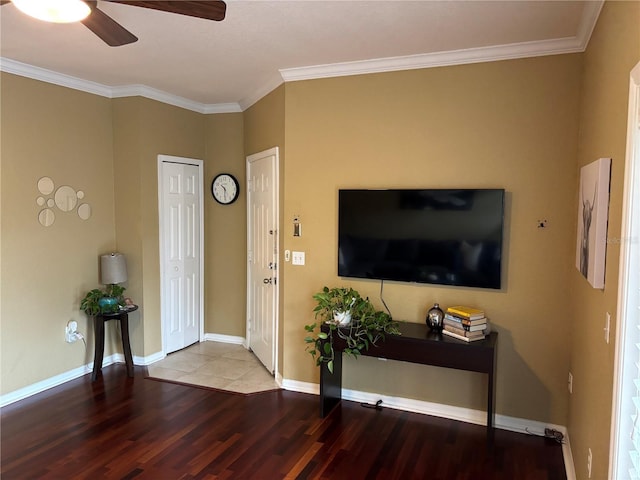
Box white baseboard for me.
[135,351,165,365]
[281,378,320,395]
[203,333,246,347]
[0,334,243,407]
[562,431,576,480]
[0,349,168,408]
[280,380,574,479]
[0,353,118,407]
[0,336,576,480]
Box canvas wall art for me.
[576,157,612,289]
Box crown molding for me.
[0,57,242,114]
[238,72,284,111]
[110,84,241,113]
[1,57,113,97]
[202,102,243,114]
[0,1,603,112]
[576,0,605,51]
[280,1,603,83]
[280,39,569,82]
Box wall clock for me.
[211,173,239,205]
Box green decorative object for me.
[304,286,400,374]
[80,284,126,315]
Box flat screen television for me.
[338,189,505,289]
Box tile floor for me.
[146,341,280,395]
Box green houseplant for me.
[311,286,361,326]
[304,286,400,373]
[80,284,126,315]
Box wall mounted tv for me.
[338,189,505,289]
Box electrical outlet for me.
[587,447,592,478]
[65,321,79,343]
[568,372,573,394]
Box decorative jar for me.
[98,297,119,313]
[426,303,444,332]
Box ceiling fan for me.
[2,0,226,47]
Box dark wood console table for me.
[91,305,138,381]
[320,321,498,433]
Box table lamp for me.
[101,253,127,285]
[99,253,127,312]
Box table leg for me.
[120,314,134,377]
[92,316,105,381]
[320,352,343,417]
[487,348,497,444]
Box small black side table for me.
[91,305,138,381]
[319,322,498,441]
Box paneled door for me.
[247,147,279,374]
[158,155,203,354]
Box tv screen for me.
[338,189,505,289]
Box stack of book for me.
[442,305,488,342]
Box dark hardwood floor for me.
[1,364,566,479]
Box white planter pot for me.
[334,310,352,326]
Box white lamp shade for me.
[100,253,127,285]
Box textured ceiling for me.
[0,1,602,110]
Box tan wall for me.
[282,54,583,425]
[139,99,206,355]
[244,85,285,157]
[112,98,144,354]
[204,113,246,337]
[114,97,206,356]
[0,78,247,395]
[0,74,116,393]
[244,85,286,373]
[569,2,640,479]
[2,9,636,460]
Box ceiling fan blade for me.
[81,4,138,47]
[105,1,226,21]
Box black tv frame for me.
[337,188,505,289]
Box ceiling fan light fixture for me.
[13,0,91,23]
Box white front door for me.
[247,147,279,374]
[158,155,203,354]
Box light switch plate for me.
[292,251,305,265]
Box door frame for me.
[157,154,205,355]
[246,146,280,375]
[609,61,640,479]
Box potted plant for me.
[80,284,126,315]
[304,286,400,373]
[311,286,362,326]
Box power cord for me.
[524,427,564,444]
[379,280,392,319]
[544,428,565,444]
[361,399,383,411]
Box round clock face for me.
[211,173,239,205]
